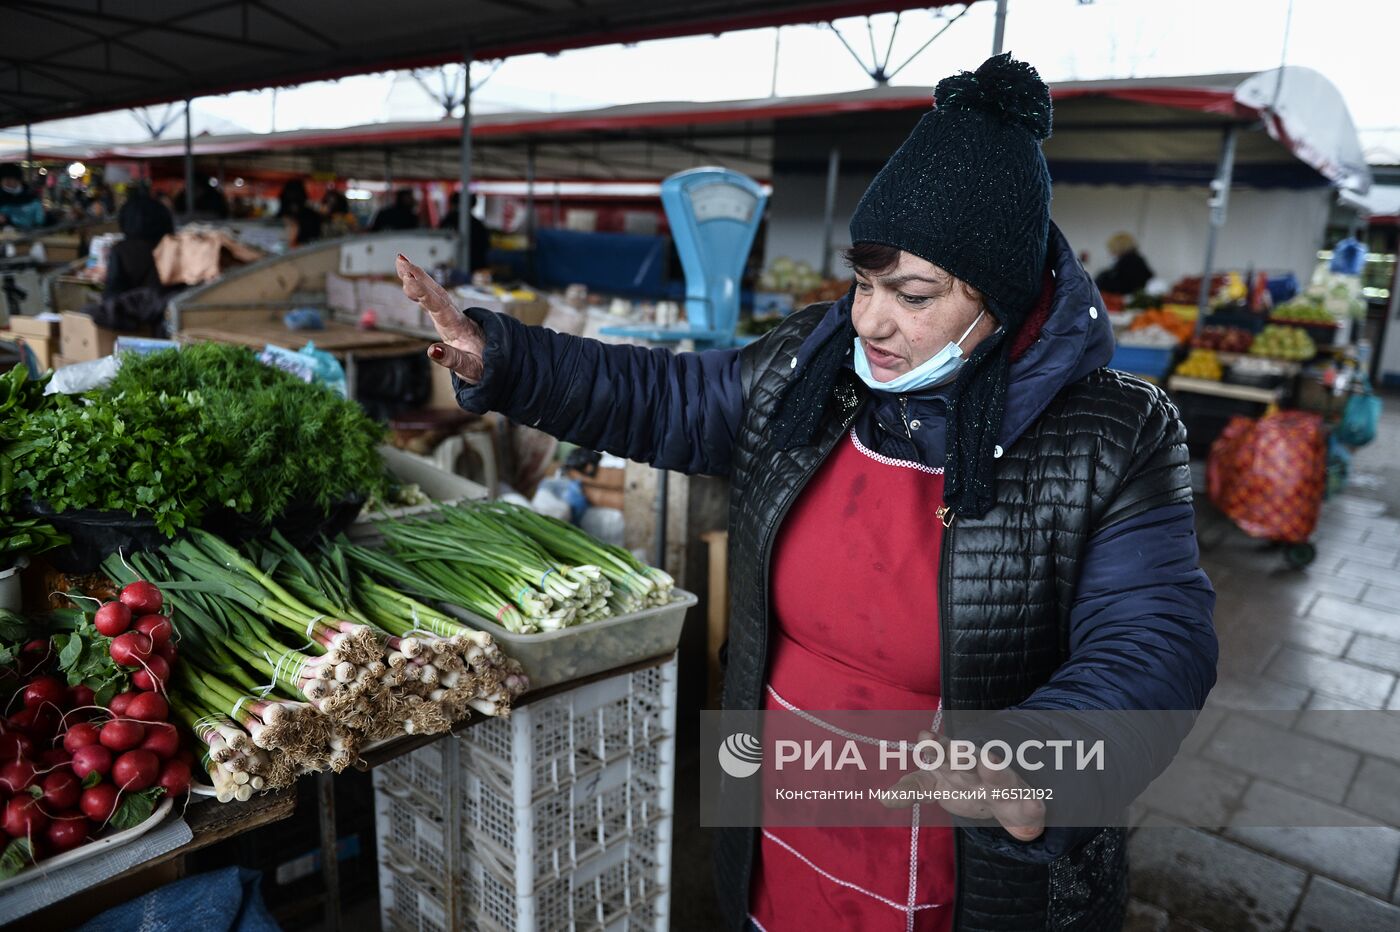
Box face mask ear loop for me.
[955,310,987,350]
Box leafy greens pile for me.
[2,344,388,536]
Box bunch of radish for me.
[94,580,177,693]
[0,579,192,876]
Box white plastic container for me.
[0,560,24,612]
[440,590,696,690]
[374,657,676,932]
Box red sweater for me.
[748,428,955,932]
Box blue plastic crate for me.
[1109,345,1176,379]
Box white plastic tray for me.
[441,589,696,690]
[0,796,174,893]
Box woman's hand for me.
[396,253,486,383]
[881,731,1046,841]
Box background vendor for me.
[1094,230,1154,295]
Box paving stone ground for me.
[1125,391,1400,931]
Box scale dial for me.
[688,183,758,223]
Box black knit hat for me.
[772,54,1055,520]
[849,53,1052,326]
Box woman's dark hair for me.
[843,241,902,274]
[118,189,174,241]
[844,241,985,306]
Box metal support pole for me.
[183,99,194,220]
[457,49,474,274]
[654,469,669,570]
[525,142,537,280]
[442,735,463,927]
[316,772,341,932]
[23,124,32,183]
[992,0,1008,56]
[820,147,841,278]
[1195,126,1239,324]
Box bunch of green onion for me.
[104,531,527,802]
[353,501,674,633]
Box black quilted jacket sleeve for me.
[451,306,745,476]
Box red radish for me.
[131,656,170,692]
[38,748,71,769]
[126,692,168,722]
[133,615,173,647]
[93,601,133,637]
[9,706,57,741]
[71,745,113,780]
[3,795,48,838]
[176,748,195,768]
[67,684,96,711]
[41,771,80,810]
[80,784,118,823]
[0,732,32,761]
[108,692,138,716]
[157,759,191,796]
[155,639,177,664]
[18,639,50,674]
[22,676,66,710]
[109,631,153,668]
[63,722,101,754]
[0,761,38,793]
[119,581,163,616]
[46,814,91,852]
[113,750,159,791]
[139,723,179,760]
[99,719,145,752]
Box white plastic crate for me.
[375,657,677,932]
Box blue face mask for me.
[853,310,986,393]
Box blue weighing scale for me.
[600,167,767,349]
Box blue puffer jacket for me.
[454,226,1215,725]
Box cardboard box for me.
[50,354,80,370]
[0,332,52,370]
[7,314,61,342]
[60,312,120,361]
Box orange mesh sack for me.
[1207,410,1326,544]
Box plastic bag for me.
[1336,391,1381,447]
[1207,410,1325,544]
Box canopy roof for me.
[18,68,1368,195]
[0,0,943,127]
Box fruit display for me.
[1249,325,1316,361]
[1127,309,1194,344]
[1117,324,1180,348]
[1192,325,1254,354]
[759,256,825,295]
[1175,349,1223,381]
[1270,296,1338,326]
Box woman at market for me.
[1094,231,1155,296]
[397,54,1216,932]
[105,187,174,298]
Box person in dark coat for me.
[398,55,1215,932]
[106,189,174,297]
[277,179,323,248]
[371,189,421,232]
[1094,231,1154,295]
[438,192,492,273]
[0,163,46,230]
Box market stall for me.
[0,334,693,928]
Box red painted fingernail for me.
[428,344,444,359]
[397,253,408,261]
